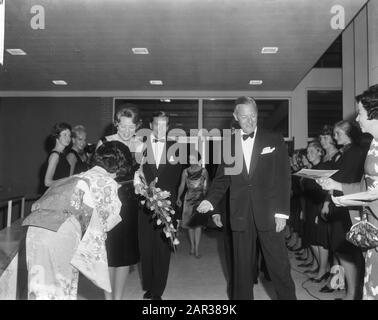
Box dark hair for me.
[291,148,308,170]
[150,111,169,123]
[92,141,133,178]
[51,122,71,139]
[356,84,378,120]
[334,120,361,144]
[319,124,333,137]
[114,104,141,125]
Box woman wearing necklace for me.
[44,122,72,188]
[177,153,209,258]
[97,104,143,300]
[67,125,89,175]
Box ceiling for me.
[0,0,369,92]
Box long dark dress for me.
[302,162,329,247]
[66,149,89,174]
[329,144,366,254]
[103,137,140,267]
[50,151,71,181]
[290,175,303,234]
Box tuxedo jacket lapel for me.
[232,134,249,181]
[248,129,264,179]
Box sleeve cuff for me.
[275,213,289,219]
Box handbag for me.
[186,205,210,228]
[346,207,378,250]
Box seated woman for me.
[66,125,89,175]
[23,141,133,300]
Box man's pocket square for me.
[261,147,275,154]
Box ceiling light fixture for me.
[6,48,27,55]
[132,48,149,54]
[150,80,163,85]
[261,47,278,54]
[249,80,263,85]
[52,80,68,85]
[160,99,171,102]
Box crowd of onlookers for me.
[285,83,378,300]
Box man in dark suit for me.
[197,96,296,300]
[134,111,182,300]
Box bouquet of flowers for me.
[137,172,180,249]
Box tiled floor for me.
[77,228,345,300]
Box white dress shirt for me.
[151,134,166,169]
[240,128,256,174]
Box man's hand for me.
[197,200,213,213]
[176,199,182,207]
[212,214,223,228]
[275,217,286,233]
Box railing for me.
[0,194,40,229]
[0,194,40,299]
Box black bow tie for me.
[242,131,255,141]
[153,138,165,143]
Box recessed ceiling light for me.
[150,80,163,85]
[209,98,216,101]
[160,99,171,102]
[6,49,27,55]
[249,80,263,85]
[132,48,149,54]
[52,80,68,85]
[261,47,278,54]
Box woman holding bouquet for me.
[177,153,209,258]
[97,104,143,300]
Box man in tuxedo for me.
[197,96,296,300]
[134,111,182,300]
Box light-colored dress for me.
[181,167,207,229]
[362,139,378,300]
[24,166,122,300]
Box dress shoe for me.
[152,295,162,300]
[319,285,335,293]
[143,291,152,299]
[310,272,330,283]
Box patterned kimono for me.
[23,166,122,300]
